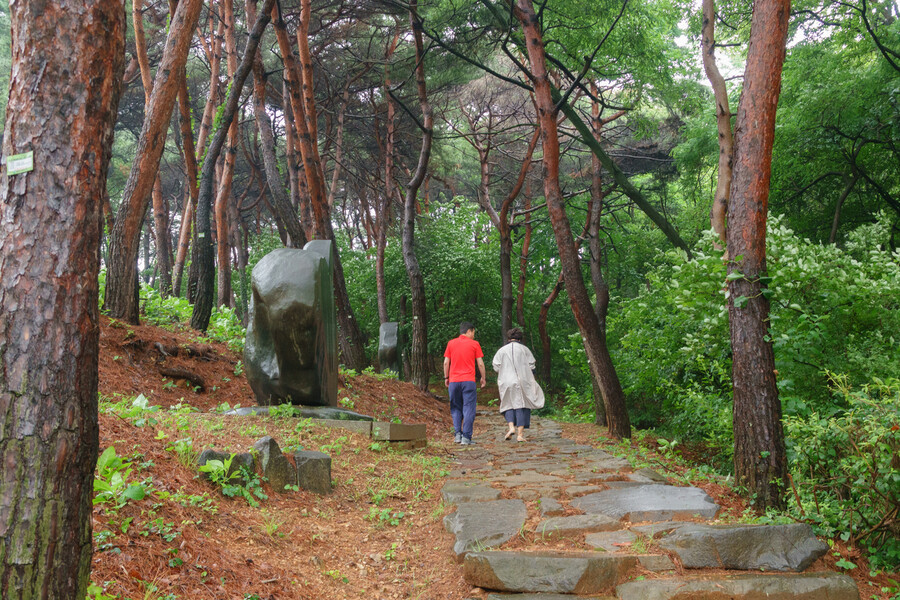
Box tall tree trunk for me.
[498,127,539,342]
[516,180,532,327]
[403,1,433,390]
[829,170,860,244]
[104,0,203,323]
[192,0,276,330]
[247,0,306,248]
[134,0,174,296]
[377,28,401,324]
[215,0,238,308]
[172,59,200,297]
[0,1,124,597]
[726,0,791,510]
[271,4,328,238]
[282,77,305,220]
[515,0,630,438]
[702,0,734,245]
[280,1,368,369]
[195,8,225,162]
[539,276,564,385]
[588,86,613,427]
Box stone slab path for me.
[443,410,859,599]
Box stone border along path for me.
[442,409,860,600]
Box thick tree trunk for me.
[726,0,791,510]
[191,0,276,330]
[515,0,630,438]
[247,0,306,248]
[0,2,124,597]
[403,1,433,390]
[702,0,734,245]
[104,0,203,323]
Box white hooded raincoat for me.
[492,342,545,413]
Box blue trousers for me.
[449,381,477,439]
[503,408,531,429]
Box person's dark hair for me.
[507,327,524,341]
[460,321,475,335]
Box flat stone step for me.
[571,484,720,521]
[584,529,637,551]
[464,551,637,594]
[655,523,828,571]
[615,572,859,600]
[535,513,621,536]
[444,500,527,560]
[441,482,501,504]
[371,421,426,441]
[486,594,615,600]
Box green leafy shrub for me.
[610,213,900,449]
[198,454,268,507]
[94,446,150,511]
[784,375,900,570]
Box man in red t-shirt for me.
[443,321,487,445]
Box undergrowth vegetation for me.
[552,214,900,569]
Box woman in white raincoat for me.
[492,327,544,442]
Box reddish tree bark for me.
[273,4,368,369]
[104,0,203,323]
[195,7,226,162]
[0,1,125,597]
[134,0,174,296]
[515,0,630,438]
[403,1,434,390]
[726,0,791,510]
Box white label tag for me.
[7,152,34,175]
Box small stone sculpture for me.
[244,241,338,407]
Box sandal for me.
[504,430,515,441]
[516,436,526,443]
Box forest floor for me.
[91,316,898,599]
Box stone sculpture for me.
[378,321,401,375]
[244,241,337,407]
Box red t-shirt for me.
[444,335,484,383]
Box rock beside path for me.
[616,572,860,600]
[535,513,620,536]
[464,551,637,594]
[656,522,829,571]
[444,500,527,560]
[571,484,720,521]
[441,482,501,504]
